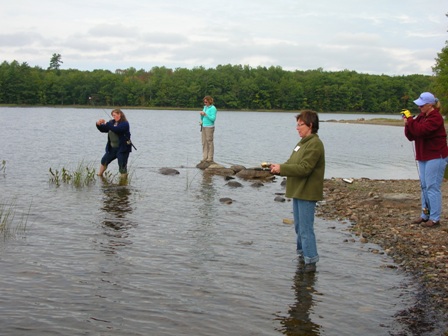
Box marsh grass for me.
[1,160,6,176]
[49,161,99,188]
[0,199,29,241]
[49,161,134,188]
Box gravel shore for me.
[317,178,448,335]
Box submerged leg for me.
[97,164,107,176]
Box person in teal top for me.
[199,96,217,163]
[270,110,325,273]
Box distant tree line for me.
[0,59,435,113]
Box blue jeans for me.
[418,157,447,221]
[292,199,319,264]
[101,147,130,174]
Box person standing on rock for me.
[270,110,325,273]
[199,96,217,165]
[403,92,448,227]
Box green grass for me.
[1,160,6,175]
[49,161,134,187]
[0,199,30,241]
[49,161,98,188]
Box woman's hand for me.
[96,119,106,126]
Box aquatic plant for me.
[0,199,29,241]
[49,161,133,188]
[49,161,98,188]
[1,160,6,176]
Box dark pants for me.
[101,147,130,174]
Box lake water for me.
[0,108,420,335]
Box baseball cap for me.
[413,92,435,106]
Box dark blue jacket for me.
[96,120,132,153]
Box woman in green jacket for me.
[270,110,325,273]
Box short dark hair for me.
[296,110,319,134]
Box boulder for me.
[226,181,243,188]
[236,169,274,180]
[219,197,233,204]
[274,196,286,202]
[251,182,264,188]
[159,167,180,175]
[204,163,236,176]
[196,161,212,169]
[230,165,246,173]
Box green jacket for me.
[280,134,325,201]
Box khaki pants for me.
[201,126,215,162]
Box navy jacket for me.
[96,120,132,153]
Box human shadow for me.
[278,267,322,335]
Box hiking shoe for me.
[411,217,428,224]
[422,220,440,228]
[303,263,316,273]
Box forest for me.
[0,59,436,113]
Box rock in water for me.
[226,181,243,188]
[159,167,180,175]
[274,196,286,202]
[219,197,233,204]
[251,182,264,188]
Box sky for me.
[1,0,447,76]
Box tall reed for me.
[49,161,98,187]
[1,160,6,176]
[0,199,29,241]
[49,161,133,187]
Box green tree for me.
[48,53,63,71]
[0,61,38,104]
[432,14,448,115]
[0,58,434,111]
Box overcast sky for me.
[1,0,447,75]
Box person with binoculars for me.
[402,92,448,227]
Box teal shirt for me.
[201,105,217,127]
[279,134,325,201]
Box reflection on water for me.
[0,108,423,335]
[189,174,219,262]
[279,268,322,335]
[197,174,217,221]
[98,178,135,253]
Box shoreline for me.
[324,117,448,127]
[317,178,448,334]
[323,117,404,126]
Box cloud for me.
[0,32,47,47]
[1,0,446,75]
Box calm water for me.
[0,108,420,335]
